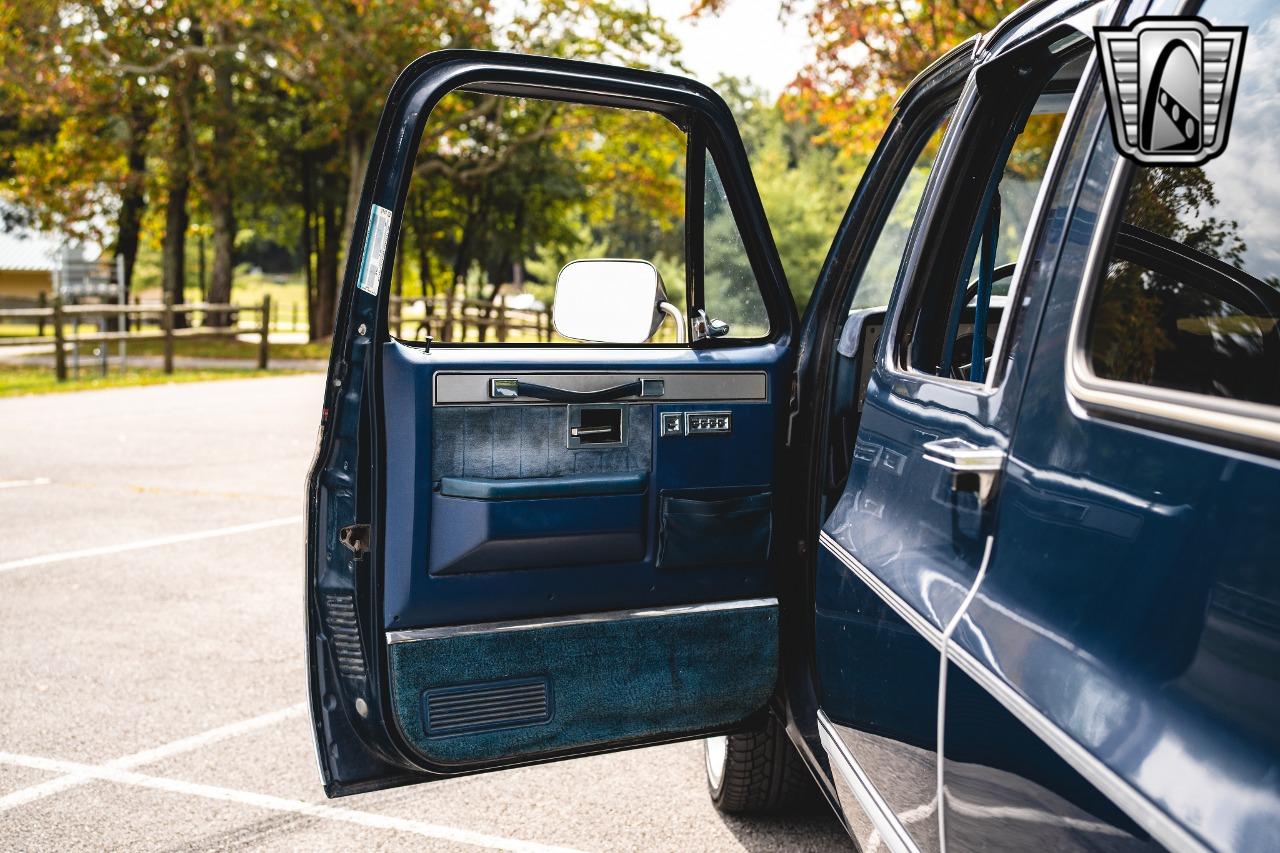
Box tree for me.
[694,1,1025,160]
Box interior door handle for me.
[922,437,1006,504]
[490,378,664,402]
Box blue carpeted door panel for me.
[387,603,778,766]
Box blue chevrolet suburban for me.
[305,0,1280,849]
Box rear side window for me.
[1084,6,1280,410]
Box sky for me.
[645,0,811,98]
[494,0,813,99]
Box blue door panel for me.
[381,339,788,631]
[940,662,1158,851]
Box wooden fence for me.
[0,296,272,380]
[390,294,552,343]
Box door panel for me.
[377,341,785,772]
[385,600,777,766]
[380,342,788,631]
[307,50,796,796]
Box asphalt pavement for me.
[0,374,847,851]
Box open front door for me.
[306,50,799,796]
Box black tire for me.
[704,715,820,814]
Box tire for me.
[704,715,820,814]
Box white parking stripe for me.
[0,516,301,574]
[0,703,308,812]
[0,752,585,853]
[0,478,51,490]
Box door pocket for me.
[657,489,772,569]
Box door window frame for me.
[360,53,796,351]
[880,26,1098,394]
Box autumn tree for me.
[695,1,1024,159]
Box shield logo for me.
[1096,17,1247,166]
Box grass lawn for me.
[122,335,332,360]
[0,365,306,398]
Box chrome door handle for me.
[922,437,1006,504]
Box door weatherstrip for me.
[817,532,1209,853]
[385,597,778,644]
[817,710,921,853]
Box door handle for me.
[490,377,664,402]
[922,437,1006,505]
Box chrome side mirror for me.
[552,259,685,344]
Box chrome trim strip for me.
[818,532,943,651]
[433,370,769,405]
[818,710,921,853]
[817,533,1209,853]
[385,597,778,644]
[1063,131,1280,445]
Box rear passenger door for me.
[943,3,1280,850]
[305,51,799,796]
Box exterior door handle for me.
[922,437,1006,505]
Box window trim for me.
[1065,158,1280,448]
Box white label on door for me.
[356,204,393,296]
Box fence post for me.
[52,297,66,382]
[162,295,175,375]
[495,298,507,343]
[393,296,403,340]
[258,294,271,370]
[37,291,46,337]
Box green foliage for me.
[717,77,854,313]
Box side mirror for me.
[552,259,685,344]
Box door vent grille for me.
[323,593,366,679]
[423,678,551,737]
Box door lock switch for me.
[660,412,685,437]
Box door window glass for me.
[851,118,951,310]
[703,154,770,338]
[390,93,687,344]
[1084,0,1280,409]
[1086,176,1280,409]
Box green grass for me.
[0,364,306,397]
[122,335,332,360]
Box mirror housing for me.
[552,259,683,344]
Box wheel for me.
[704,715,820,814]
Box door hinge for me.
[339,524,370,555]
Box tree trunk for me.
[301,152,316,336]
[313,179,341,340]
[341,128,370,251]
[161,94,190,328]
[205,27,236,324]
[114,97,151,324]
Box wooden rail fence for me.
[389,294,551,343]
[0,295,272,380]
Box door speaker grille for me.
[423,678,551,737]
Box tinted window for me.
[1086,2,1280,408]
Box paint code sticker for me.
[356,204,393,296]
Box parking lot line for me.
[0,752,586,853]
[0,515,302,574]
[0,703,308,813]
[0,478,51,490]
